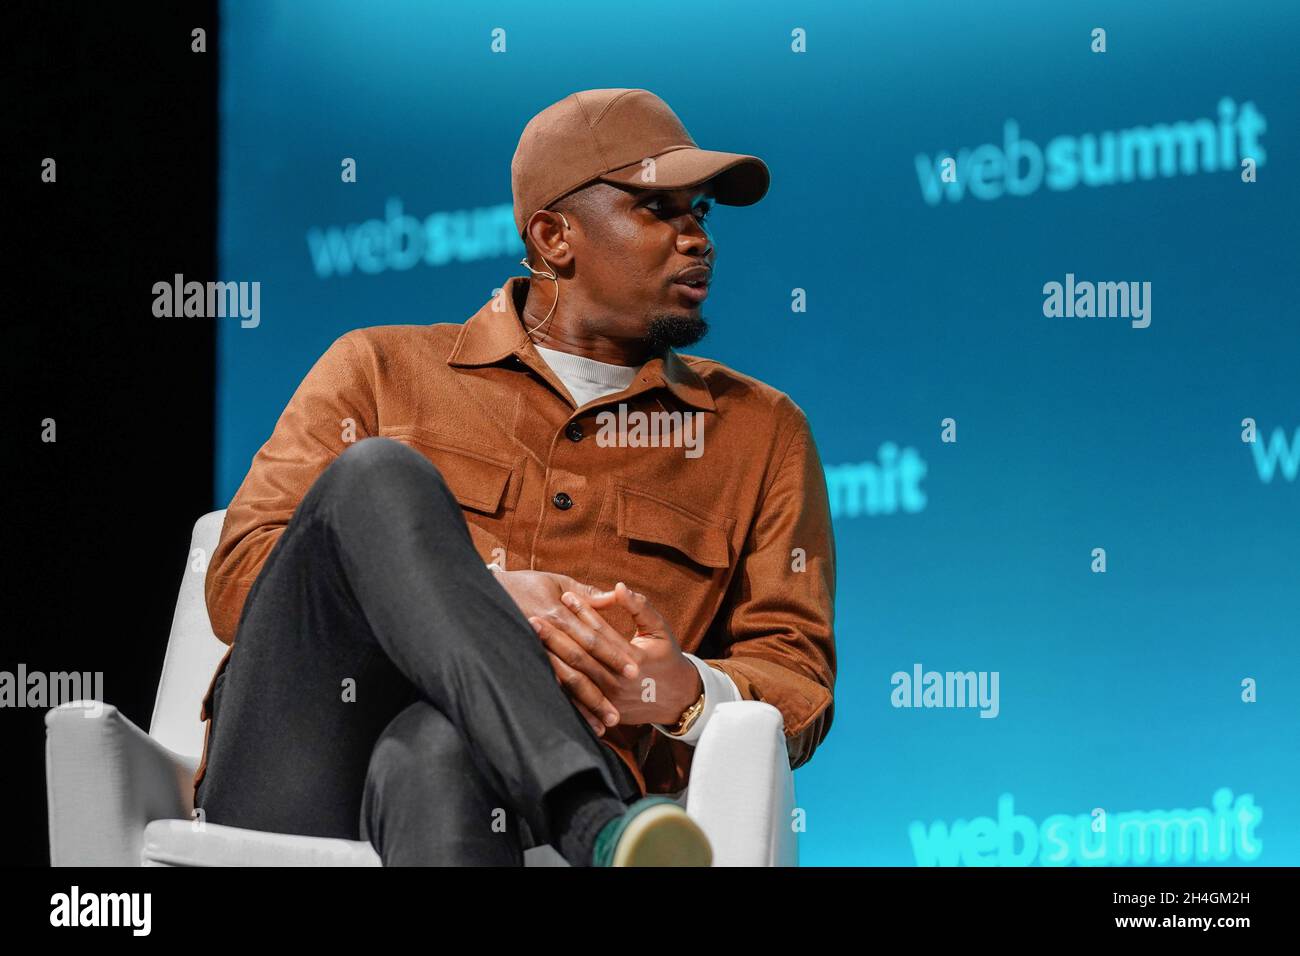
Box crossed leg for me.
[195,436,639,864]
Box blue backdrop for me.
[216,0,1299,865]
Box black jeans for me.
[194,437,640,865]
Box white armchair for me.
[46,510,799,866]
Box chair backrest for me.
[148,510,231,758]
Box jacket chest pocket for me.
[378,426,520,563]
[591,481,735,642]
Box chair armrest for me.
[685,700,798,866]
[45,701,197,866]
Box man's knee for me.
[333,436,445,491]
[360,701,517,860]
[305,436,457,522]
[362,702,479,818]
[369,700,466,774]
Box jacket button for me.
[552,492,573,510]
[564,422,584,442]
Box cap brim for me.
[598,147,770,206]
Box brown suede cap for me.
[511,88,770,238]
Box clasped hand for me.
[491,571,702,737]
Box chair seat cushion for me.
[143,818,578,866]
[143,819,382,866]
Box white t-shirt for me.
[533,344,639,408]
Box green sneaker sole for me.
[610,803,713,867]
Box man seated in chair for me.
[194,89,836,867]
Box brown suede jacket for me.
[196,275,836,798]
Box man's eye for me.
[646,199,712,222]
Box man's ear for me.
[524,209,572,265]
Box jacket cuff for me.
[651,653,743,746]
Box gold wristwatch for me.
[665,686,706,737]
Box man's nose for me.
[677,221,712,257]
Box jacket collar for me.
[446,275,716,412]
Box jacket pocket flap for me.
[616,485,732,569]
[380,429,513,514]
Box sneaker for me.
[592,796,713,867]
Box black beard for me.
[642,313,709,351]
